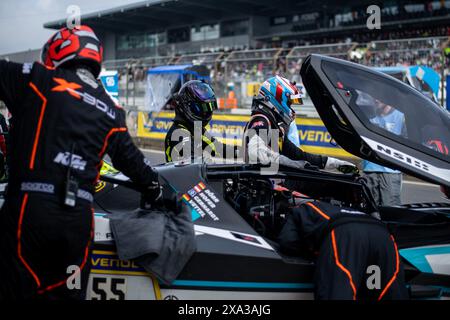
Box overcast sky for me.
[0,0,146,55]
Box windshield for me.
[322,60,450,162]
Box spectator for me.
[358,94,407,206]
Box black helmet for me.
[174,80,217,125]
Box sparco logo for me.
[54,152,87,171]
[375,144,429,171]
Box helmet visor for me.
[191,101,217,121]
[191,81,216,102]
[289,93,303,106]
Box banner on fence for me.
[137,111,354,158]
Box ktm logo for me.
[54,151,87,171]
[51,77,116,120]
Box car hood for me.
[300,54,450,187]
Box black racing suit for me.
[0,112,8,178]
[0,61,158,299]
[165,120,237,163]
[243,111,328,168]
[278,201,408,300]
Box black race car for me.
[90,54,450,300]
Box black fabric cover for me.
[108,204,196,285]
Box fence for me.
[173,52,224,70]
[285,43,358,80]
[103,36,450,112]
[365,36,449,70]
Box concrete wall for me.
[99,31,117,61]
[116,34,251,58]
[165,34,250,54]
[250,16,270,37]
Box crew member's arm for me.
[107,110,159,190]
[0,60,29,116]
[282,138,328,169]
[283,138,356,172]
[245,116,304,168]
[245,117,281,164]
[245,116,325,168]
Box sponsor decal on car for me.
[95,181,107,193]
[194,225,274,251]
[94,215,113,241]
[183,182,220,222]
[88,275,127,300]
[88,251,163,300]
[91,250,146,276]
[362,136,450,181]
[230,232,261,244]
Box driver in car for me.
[242,75,356,172]
[164,80,238,163]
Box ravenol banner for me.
[137,111,354,158]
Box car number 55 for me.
[89,276,127,300]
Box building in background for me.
[41,0,450,61]
[1,0,448,111]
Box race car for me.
[2,55,449,300]
[87,55,450,300]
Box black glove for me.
[337,164,359,175]
[140,180,163,210]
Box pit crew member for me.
[278,200,408,300]
[165,80,238,163]
[0,25,160,300]
[242,75,356,172]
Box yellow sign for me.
[137,111,354,158]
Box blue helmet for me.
[254,75,303,126]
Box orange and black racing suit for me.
[278,201,408,300]
[0,61,158,299]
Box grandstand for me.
[100,35,449,111]
[4,0,449,112]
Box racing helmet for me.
[174,80,217,125]
[41,25,103,78]
[253,75,303,126]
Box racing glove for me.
[325,157,358,174]
[140,180,163,210]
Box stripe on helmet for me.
[277,76,297,94]
[74,30,99,41]
[275,83,283,103]
[85,43,100,52]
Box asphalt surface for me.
[141,148,449,205]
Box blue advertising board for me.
[100,70,119,99]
